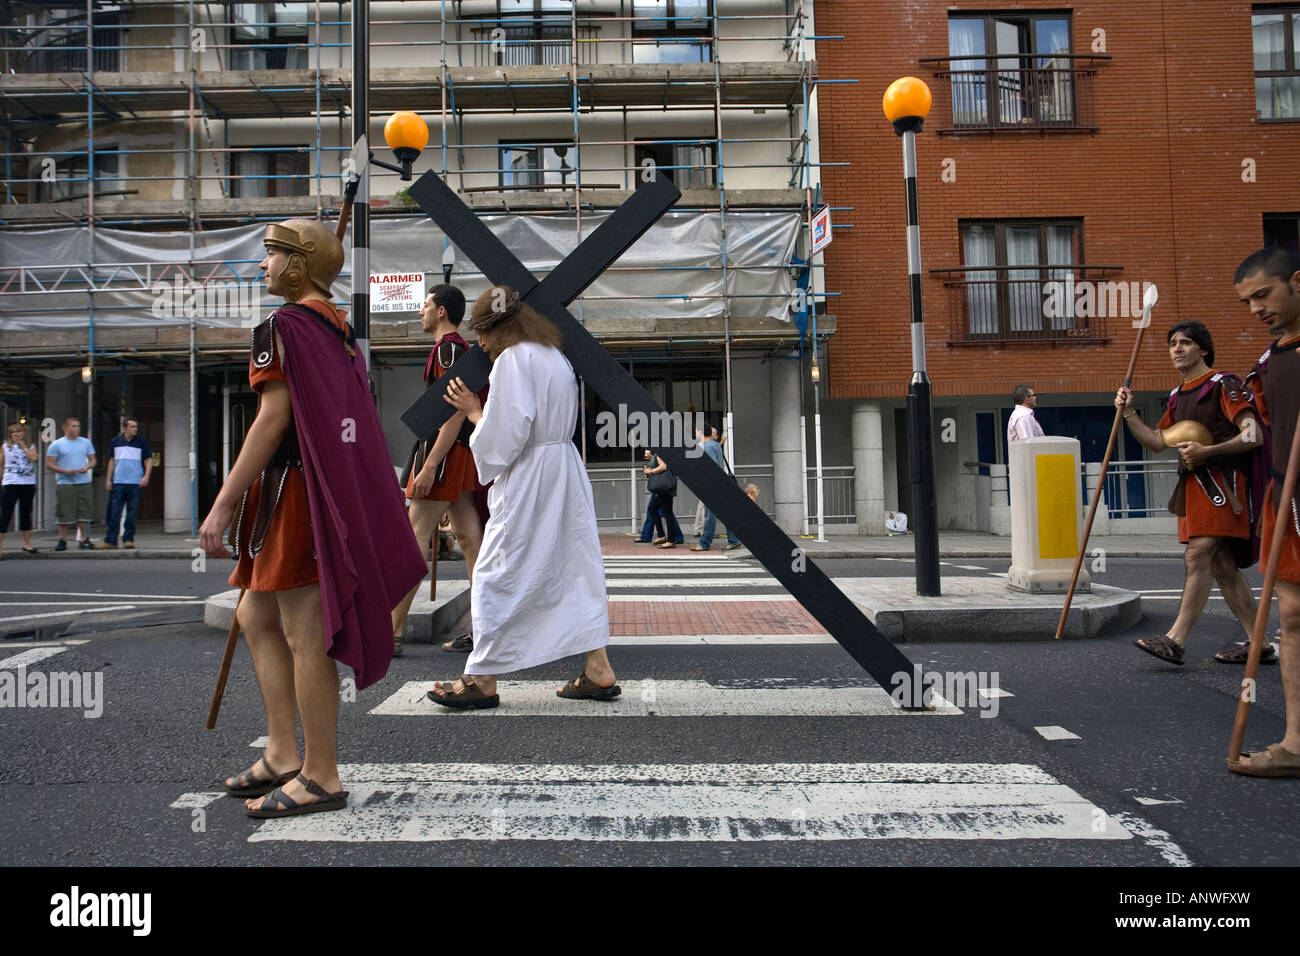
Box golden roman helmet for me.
[264,218,343,298]
[1161,420,1214,447]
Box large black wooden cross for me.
[402,171,926,707]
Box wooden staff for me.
[1229,412,1300,763]
[335,174,359,242]
[1055,284,1159,640]
[206,588,245,729]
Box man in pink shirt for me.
[1007,384,1045,444]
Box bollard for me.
[1007,436,1090,593]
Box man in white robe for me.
[430,296,619,709]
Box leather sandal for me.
[427,674,499,709]
[224,755,302,798]
[441,633,473,653]
[1214,640,1278,665]
[246,773,349,818]
[1134,635,1184,666]
[557,671,621,701]
[1228,742,1300,777]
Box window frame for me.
[632,0,713,62]
[1252,5,1300,121]
[633,140,716,190]
[947,10,1075,129]
[497,139,577,190]
[228,145,309,199]
[957,217,1086,340]
[228,2,310,70]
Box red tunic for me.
[405,331,481,503]
[229,299,344,592]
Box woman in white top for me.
[1,421,40,557]
[429,286,619,709]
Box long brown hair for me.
[467,285,564,358]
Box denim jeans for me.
[104,483,141,544]
[697,507,737,550]
[638,494,666,541]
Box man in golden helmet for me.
[262,218,344,302]
[1117,320,1268,667]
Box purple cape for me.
[273,303,427,689]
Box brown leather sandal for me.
[1134,635,1184,666]
[557,671,622,701]
[426,674,499,710]
[224,756,302,798]
[246,773,349,818]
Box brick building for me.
[815,1,1300,532]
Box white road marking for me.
[606,577,781,588]
[1035,725,1081,741]
[0,600,204,607]
[370,680,960,717]
[0,646,71,669]
[0,639,88,648]
[249,736,269,749]
[241,761,1134,844]
[1112,812,1194,866]
[1134,796,1183,806]
[0,606,135,623]
[0,590,204,600]
[610,634,832,645]
[169,792,225,810]
[949,565,991,571]
[980,687,1014,699]
[608,594,793,603]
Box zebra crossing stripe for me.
[606,577,781,588]
[369,680,959,717]
[241,761,1135,844]
[0,646,71,669]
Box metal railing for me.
[806,465,855,524]
[469,24,601,67]
[923,59,1105,133]
[969,457,1179,519]
[933,268,1123,344]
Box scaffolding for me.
[0,0,838,527]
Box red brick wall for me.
[818,1,1299,399]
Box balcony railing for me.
[921,56,1107,133]
[933,266,1125,345]
[470,24,601,67]
[17,24,121,73]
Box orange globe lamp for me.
[882,76,932,135]
[383,110,429,178]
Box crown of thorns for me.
[470,290,523,334]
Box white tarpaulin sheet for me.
[0,211,799,331]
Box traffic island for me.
[203,581,470,644]
[833,576,1140,642]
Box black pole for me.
[351,0,369,368]
[896,117,940,596]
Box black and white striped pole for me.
[884,76,940,597]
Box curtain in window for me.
[1006,226,1040,332]
[961,224,997,335]
[1046,225,1075,330]
[1254,14,1286,71]
[948,19,987,126]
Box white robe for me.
[465,341,610,674]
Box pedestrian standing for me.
[45,417,95,551]
[0,422,39,558]
[690,423,741,552]
[429,286,619,708]
[1007,384,1045,444]
[97,417,151,549]
[198,218,426,816]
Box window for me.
[1265,212,1300,251]
[228,2,309,70]
[498,142,575,189]
[947,12,1073,128]
[229,147,309,198]
[635,141,716,189]
[19,9,121,73]
[32,148,118,203]
[633,0,712,63]
[959,219,1082,338]
[1253,7,1300,119]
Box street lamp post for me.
[883,76,940,597]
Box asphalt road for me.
[0,554,1295,871]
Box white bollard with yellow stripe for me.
[1007,436,1090,594]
